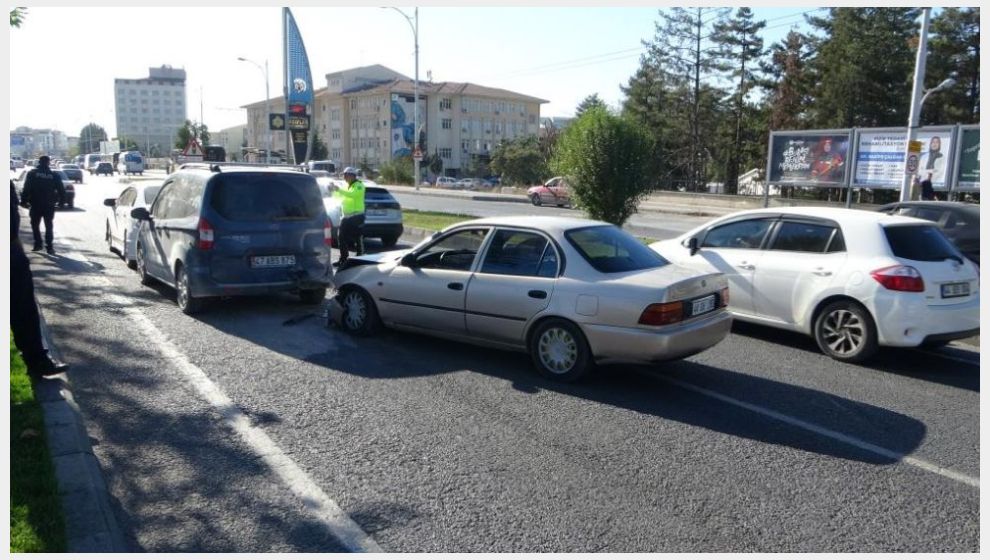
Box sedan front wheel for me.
[339,288,380,336]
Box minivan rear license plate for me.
[691,294,716,316]
[941,282,970,298]
[251,255,296,268]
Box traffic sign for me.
[908,140,923,153]
[413,148,423,161]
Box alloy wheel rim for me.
[538,327,578,374]
[822,309,864,357]
[177,270,189,309]
[137,246,145,276]
[343,292,367,330]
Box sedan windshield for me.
[565,225,669,273]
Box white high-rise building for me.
[114,65,187,156]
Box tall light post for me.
[383,6,420,189]
[238,56,272,162]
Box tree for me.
[311,130,329,160]
[380,156,414,185]
[760,30,814,131]
[175,120,209,150]
[78,123,107,154]
[490,136,547,186]
[427,153,444,176]
[711,7,766,194]
[463,154,490,178]
[551,107,656,226]
[10,7,25,27]
[621,62,686,188]
[925,7,980,125]
[575,94,607,118]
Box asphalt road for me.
[23,173,979,552]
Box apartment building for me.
[241,65,547,175]
[114,65,187,156]
[9,126,69,158]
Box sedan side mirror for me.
[130,207,151,221]
[687,237,700,256]
[400,253,418,268]
[103,198,117,207]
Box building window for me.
[461,141,469,153]
[442,118,452,130]
[439,148,452,159]
[529,114,537,124]
[332,129,341,139]
[440,98,452,110]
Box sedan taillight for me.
[197,218,214,250]
[323,218,333,246]
[871,265,924,292]
[638,302,684,326]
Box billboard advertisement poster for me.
[853,129,954,189]
[390,93,425,158]
[956,127,979,190]
[768,133,850,186]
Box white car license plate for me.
[941,282,970,298]
[367,208,387,216]
[251,255,295,268]
[691,294,716,316]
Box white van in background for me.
[117,151,145,175]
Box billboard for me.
[954,126,979,191]
[767,131,851,186]
[852,127,955,189]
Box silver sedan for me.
[330,216,732,382]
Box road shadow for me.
[729,322,979,392]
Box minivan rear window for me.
[883,224,963,262]
[209,173,323,222]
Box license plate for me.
[251,255,295,268]
[691,294,716,316]
[367,209,387,216]
[941,282,970,298]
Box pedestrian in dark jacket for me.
[921,172,936,201]
[10,180,69,380]
[20,155,65,255]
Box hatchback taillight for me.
[638,302,684,326]
[871,265,924,292]
[323,218,333,246]
[197,218,214,250]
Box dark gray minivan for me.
[131,166,333,314]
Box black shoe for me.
[46,246,55,255]
[27,356,69,379]
[32,245,42,251]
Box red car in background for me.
[527,176,572,207]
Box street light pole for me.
[899,8,931,202]
[239,57,272,162]
[384,6,420,190]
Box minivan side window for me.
[702,218,773,249]
[151,182,175,218]
[770,222,842,253]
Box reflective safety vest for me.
[333,179,365,215]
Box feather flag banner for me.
[284,7,314,108]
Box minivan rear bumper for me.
[188,264,331,298]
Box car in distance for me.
[650,207,979,362]
[877,201,980,265]
[435,176,458,188]
[129,165,333,314]
[95,162,115,176]
[528,176,571,207]
[318,178,404,248]
[330,216,731,382]
[104,183,163,268]
[54,170,75,208]
[57,163,83,183]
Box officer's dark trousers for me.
[338,213,365,261]
[29,207,55,249]
[10,240,47,366]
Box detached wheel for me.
[339,288,380,336]
[175,263,203,314]
[530,194,543,206]
[299,288,327,304]
[136,242,153,286]
[529,318,593,382]
[814,300,878,363]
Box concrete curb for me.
[34,304,128,552]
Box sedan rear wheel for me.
[814,300,877,363]
[530,319,592,382]
[339,288,380,336]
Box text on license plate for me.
[367,209,387,216]
[691,294,716,316]
[941,282,970,298]
[251,255,296,268]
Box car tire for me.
[136,242,153,286]
[338,287,380,336]
[529,318,593,382]
[299,288,327,305]
[531,194,543,206]
[381,235,399,248]
[175,263,203,315]
[813,300,878,363]
[106,222,115,254]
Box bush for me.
[379,156,414,185]
[551,107,656,225]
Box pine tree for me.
[760,31,814,131]
[924,7,980,125]
[575,94,607,118]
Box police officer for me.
[334,167,366,265]
[20,155,66,255]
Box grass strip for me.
[9,333,66,553]
[402,209,477,233]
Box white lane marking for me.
[58,244,383,553]
[653,373,980,489]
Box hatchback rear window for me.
[209,173,323,221]
[565,225,668,273]
[883,225,963,262]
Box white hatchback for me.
[104,183,162,268]
[650,207,979,362]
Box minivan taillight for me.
[871,265,924,292]
[323,218,333,246]
[638,302,684,326]
[197,218,214,250]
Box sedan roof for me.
[451,215,605,235]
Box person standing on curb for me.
[20,155,65,255]
[333,167,366,266]
[920,172,936,201]
[10,180,69,380]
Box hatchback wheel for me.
[531,194,543,206]
[530,319,592,382]
[339,288,380,336]
[175,263,203,314]
[136,243,153,286]
[814,300,878,363]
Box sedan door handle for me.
[447,282,464,291]
[813,269,833,277]
[527,290,547,299]
[737,263,756,270]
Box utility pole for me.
[899,8,931,202]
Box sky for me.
[7,4,823,140]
